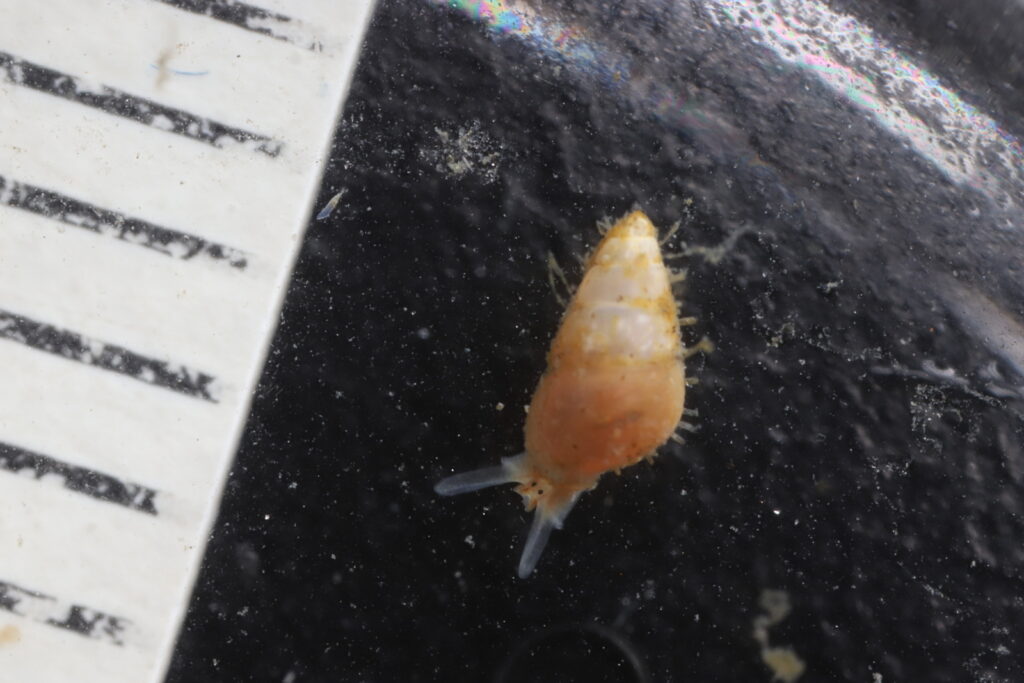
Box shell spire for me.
[436,210,688,577]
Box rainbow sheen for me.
[428,0,1023,213]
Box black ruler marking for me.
[47,605,130,646]
[152,0,316,49]
[0,51,283,157]
[0,310,219,402]
[0,173,248,269]
[0,579,130,647]
[0,440,158,515]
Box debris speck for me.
[149,63,209,77]
[819,280,841,294]
[423,122,504,183]
[0,625,21,645]
[752,589,806,682]
[316,189,347,220]
[761,648,806,682]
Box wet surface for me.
[168,1,1024,681]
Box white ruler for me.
[0,1,376,680]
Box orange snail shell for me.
[436,210,687,577]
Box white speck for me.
[464,535,475,548]
[150,114,175,131]
[417,327,431,340]
[773,508,781,515]
[73,74,106,95]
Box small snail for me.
[437,210,698,577]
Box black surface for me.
[168,1,1024,681]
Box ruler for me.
[0,0,375,680]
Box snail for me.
[436,210,702,577]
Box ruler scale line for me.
[0,173,248,268]
[0,309,220,402]
[0,50,283,157]
[0,579,131,647]
[0,440,159,514]
[149,0,315,49]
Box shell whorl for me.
[550,212,681,364]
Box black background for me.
[168,1,1024,681]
